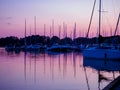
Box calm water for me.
[0,48,120,90]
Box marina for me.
[0,48,120,90]
[0,0,120,90]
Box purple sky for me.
[0,0,120,38]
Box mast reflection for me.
[24,51,27,83]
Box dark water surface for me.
[0,48,120,90]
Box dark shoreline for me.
[0,35,120,47]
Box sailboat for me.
[83,0,120,60]
[25,16,46,52]
[47,22,73,53]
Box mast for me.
[44,24,46,36]
[73,22,76,40]
[24,19,27,47]
[34,16,36,36]
[63,22,66,38]
[70,31,72,39]
[34,16,36,44]
[30,24,32,45]
[114,13,120,36]
[86,0,96,38]
[65,24,67,37]
[59,25,61,39]
[50,26,51,38]
[52,20,54,36]
[99,0,102,37]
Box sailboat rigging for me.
[83,0,120,60]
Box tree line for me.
[0,35,120,47]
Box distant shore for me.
[0,35,120,47]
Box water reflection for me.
[83,58,120,71]
[0,48,120,90]
[24,51,27,82]
[83,67,90,90]
[83,58,120,90]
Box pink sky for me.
[0,0,120,38]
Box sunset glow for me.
[0,0,120,38]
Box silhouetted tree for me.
[50,36,60,46]
[60,37,72,45]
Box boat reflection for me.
[83,58,120,90]
[2,49,120,90]
[83,58,120,71]
[23,52,84,82]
